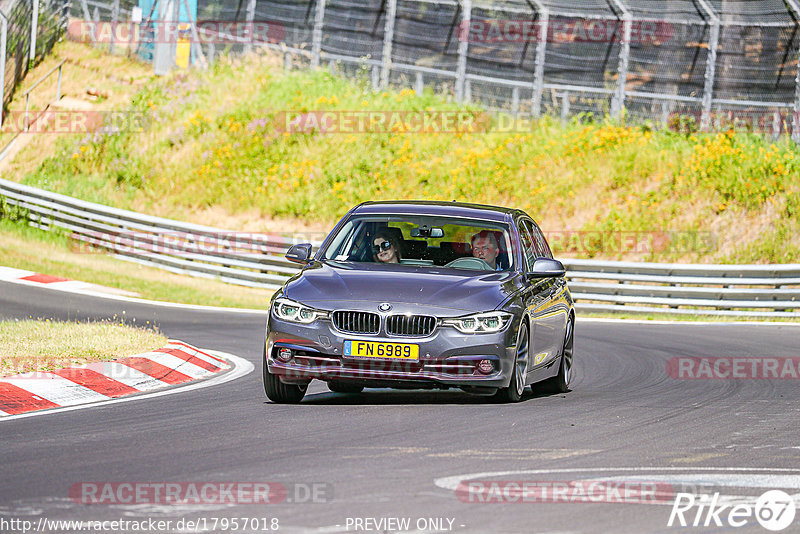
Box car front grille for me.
[386,314,437,337]
[332,311,380,334]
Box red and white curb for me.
[0,340,234,417]
[0,266,139,297]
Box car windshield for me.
[320,215,514,271]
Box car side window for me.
[522,219,551,259]
[518,221,537,272]
[529,221,553,259]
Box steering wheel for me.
[444,257,494,271]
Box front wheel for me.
[494,322,529,403]
[263,347,307,404]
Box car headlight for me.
[272,297,326,324]
[443,312,512,334]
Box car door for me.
[520,219,563,370]
[517,220,553,375]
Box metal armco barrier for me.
[0,177,318,290]
[565,259,800,318]
[2,177,799,317]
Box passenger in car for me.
[372,233,402,264]
[471,230,502,270]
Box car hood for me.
[284,261,521,314]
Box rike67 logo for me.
[669,490,796,531]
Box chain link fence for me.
[64,0,800,139]
[1,0,69,122]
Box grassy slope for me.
[8,44,798,264]
[0,318,167,376]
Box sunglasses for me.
[372,241,393,253]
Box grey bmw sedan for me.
[263,201,574,403]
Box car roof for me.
[351,200,520,223]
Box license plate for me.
[343,340,419,361]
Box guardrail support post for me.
[0,14,6,127]
[786,0,800,143]
[415,72,423,95]
[80,0,97,44]
[245,0,257,54]
[57,63,62,100]
[609,0,631,120]
[30,0,39,63]
[531,3,548,118]
[110,0,119,54]
[380,0,397,89]
[511,87,519,119]
[312,0,326,68]
[560,91,569,123]
[794,43,800,143]
[696,0,720,131]
[455,0,471,104]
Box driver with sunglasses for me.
[372,232,402,264]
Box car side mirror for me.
[285,243,313,265]
[528,258,566,278]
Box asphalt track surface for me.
[1,280,799,533]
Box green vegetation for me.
[8,46,796,264]
[0,318,167,377]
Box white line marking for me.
[163,345,227,370]
[0,266,35,279]
[434,467,800,492]
[135,352,215,379]
[100,362,173,391]
[0,276,265,314]
[1,374,110,405]
[0,350,253,422]
[578,317,800,327]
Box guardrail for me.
[0,177,319,290]
[564,259,800,318]
[1,177,799,317]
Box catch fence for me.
[70,0,800,139]
[1,0,69,124]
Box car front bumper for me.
[265,314,519,390]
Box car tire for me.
[327,381,364,394]
[543,315,573,394]
[262,347,307,404]
[493,322,529,403]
